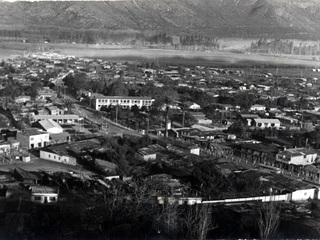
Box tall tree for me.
[257,202,280,240]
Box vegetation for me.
[250,38,320,55]
[257,202,281,240]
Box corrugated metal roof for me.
[39,119,63,131]
[95,96,153,100]
[34,115,80,120]
[254,118,280,124]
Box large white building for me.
[276,148,317,166]
[253,118,281,129]
[16,129,50,150]
[93,95,155,111]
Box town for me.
[1,50,320,239]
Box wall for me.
[40,150,77,165]
[291,189,315,201]
[29,133,49,149]
[190,148,200,156]
[290,154,317,166]
[135,153,157,161]
[32,193,58,204]
[202,188,317,205]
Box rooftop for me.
[33,115,80,120]
[254,118,281,124]
[94,95,154,100]
[21,128,47,136]
[38,119,63,131]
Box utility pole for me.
[115,104,118,124]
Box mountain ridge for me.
[0,0,319,40]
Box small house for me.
[135,147,157,161]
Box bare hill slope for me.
[0,0,319,39]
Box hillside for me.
[0,0,319,40]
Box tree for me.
[227,120,247,138]
[29,81,43,99]
[236,92,255,111]
[63,73,88,97]
[63,99,74,114]
[183,204,218,240]
[257,201,280,240]
[107,79,129,96]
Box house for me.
[37,87,57,100]
[185,101,201,110]
[30,186,59,204]
[135,147,157,161]
[0,138,20,154]
[35,119,64,134]
[276,148,317,167]
[188,112,212,125]
[16,128,50,149]
[253,118,281,129]
[39,144,77,165]
[240,114,260,126]
[46,106,64,115]
[276,115,299,126]
[169,141,200,156]
[13,168,42,184]
[94,159,118,173]
[49,132,71,145]
[15,95,31,104]
[250,104,266,112]
[32,114,81,124]
[6,188,31,202]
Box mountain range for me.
[0,0,320,40]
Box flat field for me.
[1,42,320,68]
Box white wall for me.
[291,189,315,201]
[190,148,200,156]
[290,154,317,165]
[32,193,58,204]
[40,150,76,165]
[29,134,49,149]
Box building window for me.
[49,197,56,201]
[30,137,34,141]
[34,196,41,201]
[48,154,51,158]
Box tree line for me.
[0,26,221,49]
[249,38,320,55]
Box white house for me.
[253,118,281,129]
[276,148,317,166]
[30,186,59,204]
[15,95,31,104]
[39,144,77,165]
[185,102,201,110]
[250,104,266,112]
[17,129,50,149]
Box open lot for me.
[1,42,320,67]
[0,157,93,177]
